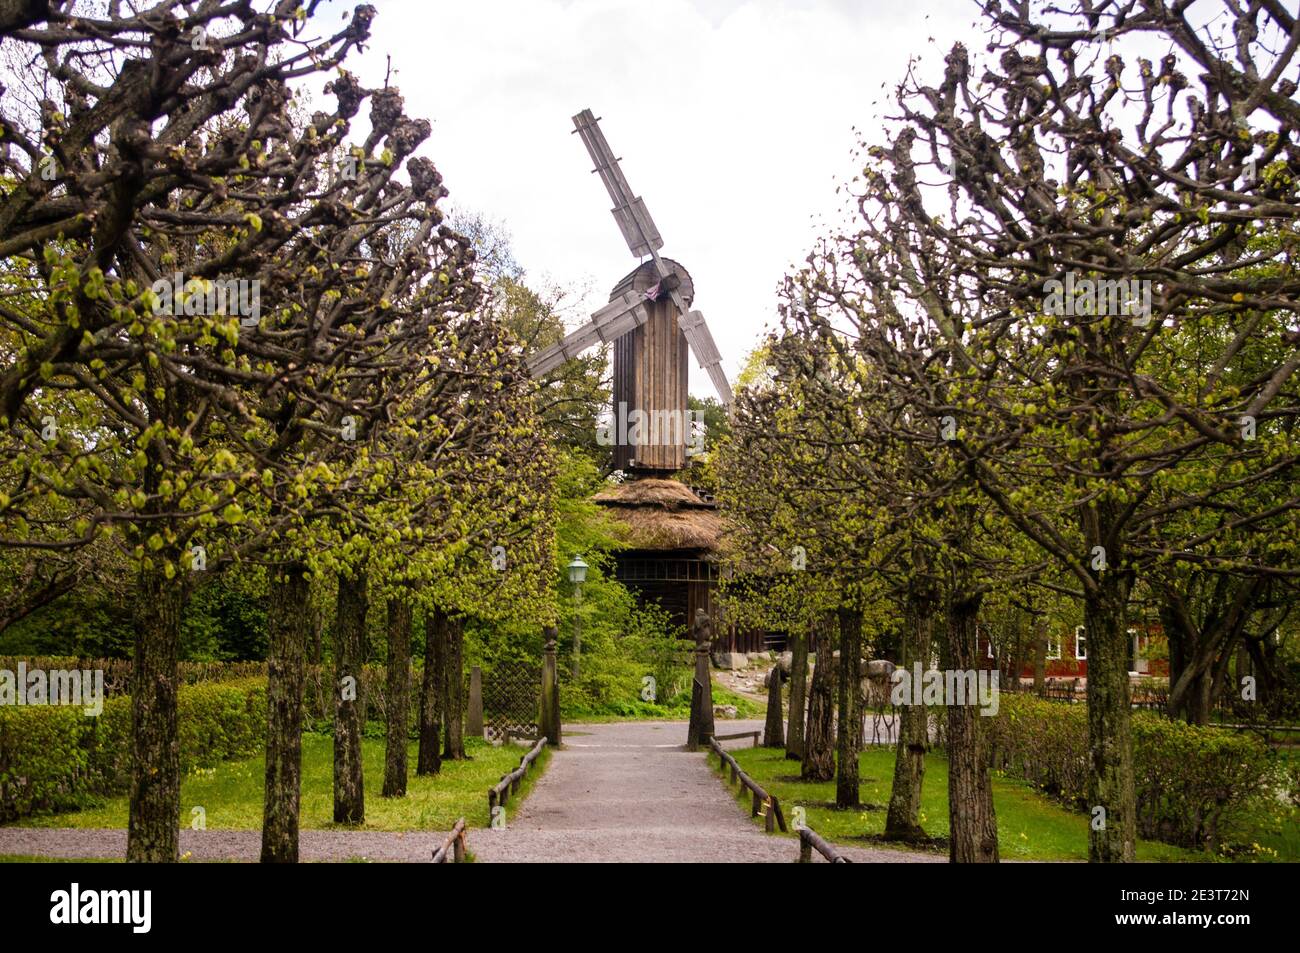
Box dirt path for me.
[471,720,935,863]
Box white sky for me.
[319,0,980,397]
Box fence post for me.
[799,832,812,863]
[467,666,484,738]
[540,626,562,746]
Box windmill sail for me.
[528,291,649,378]
[572,109,663,258]
[539,109,732,406]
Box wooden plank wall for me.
[611,296,688,472]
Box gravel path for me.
[0,827,446,862]
[471,720,937,863]
[0,718,932,863]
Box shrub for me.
[0,679,266,822]
[989,695,1277,852]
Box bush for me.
[989,695,1278,852]
[0,679,266,822]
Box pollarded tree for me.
[718,338,901,809]
[807,1,1300,861]
[0,4,482,862]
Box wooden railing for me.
[707,736,787,832]
[431,817,468,863]
[797,824,851,863]
[711,729,761,747]
[487,736,548,813]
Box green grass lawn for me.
[713,744,1203,862]
[15,734,548,832]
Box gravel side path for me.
[471,720,938,863]
[0,827,448,862]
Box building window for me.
[1046,634,1061,660]
[1074,626,1087,661]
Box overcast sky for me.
[320,0,979,397]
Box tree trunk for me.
[442,614,466,760]
[417,607,445,775]
[382,593,411,797]
[1084,576,1136,862]
[127,563,183,863]
[333,569,367,823]
[785,631,808,761]
[835,607,862,809]
[886,593,931,841]
[311,602,323,666]
[1032,634,1047,695]
[262,562,310,863]
[945,591,998,862]
[762,667,784,747]
[802,615,836,781]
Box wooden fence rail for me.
[707,736,787,833]
[487,736,548,813]
[798,824,851,863]
[431,817,468,863]
[711,729,761,747]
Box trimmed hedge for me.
[0,679,266,822]
[0,656,267,698]
[989,695,1278,851]
[0,657,411,730]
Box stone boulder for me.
[712,651,749,671]
[713,704,739,719]
[865,659,896,678]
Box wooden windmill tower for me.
[529,109,731,475]
[525,110,758,644]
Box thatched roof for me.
[593,478,723,552]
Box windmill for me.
[529,109,732,475]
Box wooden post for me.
[762,667,785,747]
[799,833,812,863]
[686,609,716,751]
[540,627,562,746]
[467,666,483,738]
[453,832,466,863]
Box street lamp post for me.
[567,556,588,680]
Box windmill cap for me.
[610,258,694,307]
